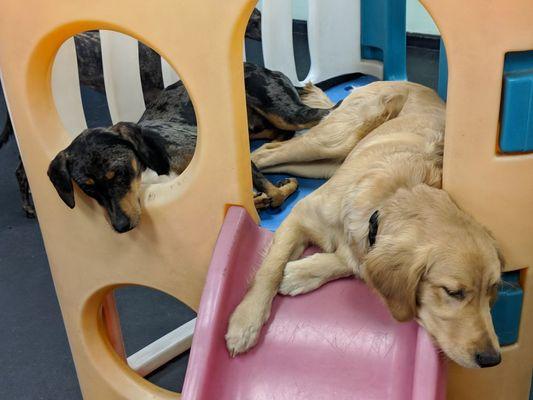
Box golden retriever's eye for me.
[442,287,465,300]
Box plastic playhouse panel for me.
[0,1,259,398]
[438,44,533,152]
[182,207,446,400]
[422,1,533,398]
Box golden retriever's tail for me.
[298,83,335,109]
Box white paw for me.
[225,302,267,357]
[279,260,323,296]
[250,151,267,167]
[251,143,280,167]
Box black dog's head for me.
[48,122,170,233]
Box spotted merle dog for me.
[1,8,285,220]
[48,63,331,232]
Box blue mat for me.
[256,75,378,231]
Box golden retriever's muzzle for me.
[475,348,501,368]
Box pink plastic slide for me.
[182,207,446,400]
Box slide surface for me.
[182,207,446,400]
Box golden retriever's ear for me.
[380,92,407,119]
[363,240,428,322]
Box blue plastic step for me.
[500,51,533,152]
[491,270,523,346]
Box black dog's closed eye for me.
[442,287,465,300]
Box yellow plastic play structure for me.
[421,1,533,398]
[0,0,257,398]
[0,0,531,399]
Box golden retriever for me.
[226,81,503,369]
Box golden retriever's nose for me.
[475,350,501,368]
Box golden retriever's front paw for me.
[225,303,265,357]
[279,259,322,296]
[251,142,282,168]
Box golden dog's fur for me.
[226,81,503,368]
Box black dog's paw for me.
[254,192,272,209]
[22,202,36,218]
[276,178,299,190]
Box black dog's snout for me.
[111,213,133,233]
[475,350,501,368]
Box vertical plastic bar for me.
[261,0,300,84]
[161,57,180,88]
[51,37,87,136]
[101,293,126,360]
[437,39,448,100]
[306,0,382,83]
[100,30,146,123]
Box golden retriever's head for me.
[363,185,503,368]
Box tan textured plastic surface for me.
[422,0,533,398]
[0,0,257,398]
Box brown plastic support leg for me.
[102,292,126,360]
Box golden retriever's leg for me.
[261,159,343,179]
[252,91,407,171]
[279,252,353,296]
[251,132,336,170]
[226,213,307,356]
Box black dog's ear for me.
[47,150,75,209]
[111,122,170,175]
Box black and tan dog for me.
[48,63,331,232]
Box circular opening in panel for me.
[50,30,198,233]
[101,286,196,393]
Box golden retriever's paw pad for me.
[279,260,323,296]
